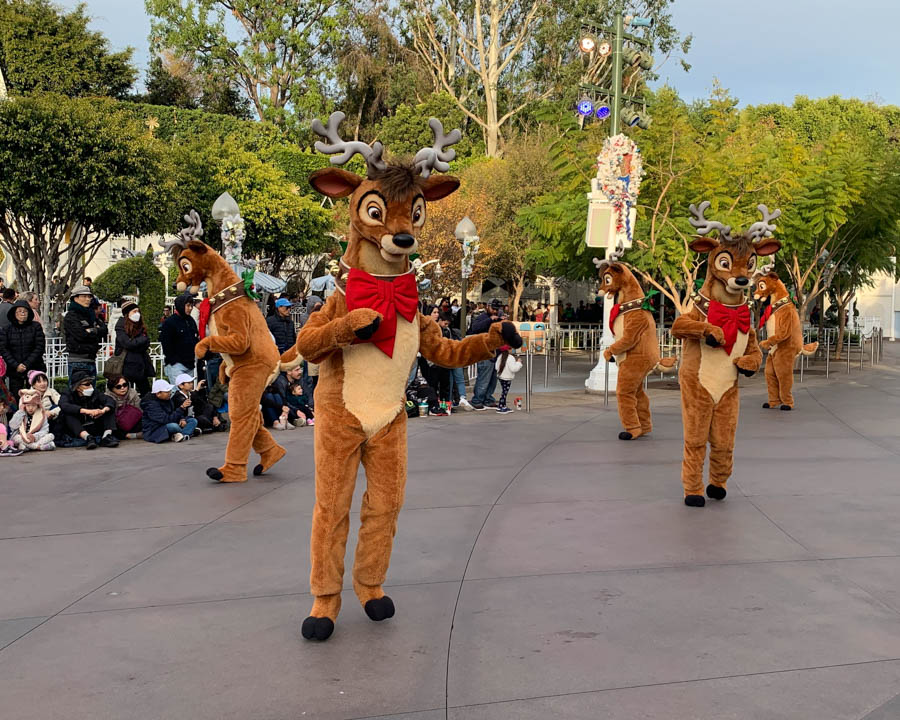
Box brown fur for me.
[754,271,818,408]
[598,263,675,438]
[671,233,779,502]
[284,164,512,636]
[174,240,284,483]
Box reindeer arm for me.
[293,295,380,364]
[759,312,791,349]
[735,327,763,374]
[607,313,647,355]
[671,309,722,343]
[196,311,251,357]
[418,315,505,367]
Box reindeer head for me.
[309,112,461,275]
[688,202,782,303]
[752,264,787,302]
[593,243,643,302]
[159,211,226,293]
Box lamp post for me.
[455,216,479,337]
[212,192,244,274]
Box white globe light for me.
[598,41,612,57]
[579,36,597,53]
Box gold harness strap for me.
[208,281,248,314]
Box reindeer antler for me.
[752,261,776,281]
[593,241,626,272]
[414,118,462,178]
[688,201,732,241]
[159,210,204,256]
[312,111,386,175]
[747,204,781,242]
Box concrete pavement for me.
[2,347,900,719]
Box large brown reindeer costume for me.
[594,248,676,440]
[161,213,285,483]
[672,203,781,507]
[281,113,522,641]
[753,267,818,410]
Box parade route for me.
[2,351,900,720]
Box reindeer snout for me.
[734,277,749,287]
[392,233,415,248]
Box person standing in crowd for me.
[59,370,119,449]
[104,375,143,439]
[63,285,107,381]
[140,378,197,443]
[0,300,45,398]
[266,297,297,354]
[114,301,155,396]
[0,288,17,331]
[300,295,323,405]
[160,294,199,384]
[443,311,474,411]
[21,292,42,326]
[469,302,500,409]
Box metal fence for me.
[43,337,166,384]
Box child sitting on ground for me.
[495,345,522,415]
[0,396,22,456]
[140,379,198,443]
[172,374,226,433]
[286,381,314,426]
[10,388,56,450]
[28,371,62,433]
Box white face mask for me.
[81,387,94,397]
[129,311,141,322]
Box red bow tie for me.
[344,268,419,357]
[609,303,621,335]
[707,300,751,354]
[758,303,773,330]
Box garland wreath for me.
[595,134,644,245]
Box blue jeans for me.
[205,355,222,388]
[449,367,467,401]
[471,358,497,405]
[166,418,197,437]
[165,363,191,385]
[68,361,96,386]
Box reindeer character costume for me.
[594,249,676,440]
[160,212,285,483]
[753,268,818,410]
[672,203,781,507]
[282,113,522,641]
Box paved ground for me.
[2,347,900,720]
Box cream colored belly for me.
[699,331,748,404]
[612,315,627,364]
[342,316,419,438]
[765,316,778,355]
[206,315,234,376]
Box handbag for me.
[115,404,142,433]
[103,351,125,379]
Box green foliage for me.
[376,93,481,160]
[0,0,137,98]
[91,249,167,340]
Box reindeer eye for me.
[180,259,192,274]
[747,255,757,271]
[412,198,426,227]
[759,281,767,291]
[367,206,382,221]
[715,254,732,271]
[359,193,387,226]
[604,273,613,285]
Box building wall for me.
[854,269,899,340]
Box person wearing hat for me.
[266,297,297,354]
[113,300,155,396]
[172,372,224,433]
[59,370,119,449]
[63,285,108,382]
[0,299,45,399]
[140,378,198,443]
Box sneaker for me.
[85,437,98,450]
[471,402,486,410]
[290,419,305,428]
[100,434,119,448]
[125,432,142,440]
[0,446,24,457]
[496,406,513,414]
[306,418,315,426]
[458,398,474,411]
[484,400,498,408]
[40,442,56,451]
[429,409,450,417]
[171,432,185,443]
[192,428,203,438]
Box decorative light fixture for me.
[597,40,612,57]
[595,105,611,120]
[576,98,595,117]
[578,34,597,54]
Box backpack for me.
[405,399,420,418]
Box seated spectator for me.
[114,300,155,396]
[28,371,61,436]
[286,381,314,426]
[406,367,445,417]
[261,381,300,430]
[1,299,45,398]
[104,375,143,439]
[266,298,297,354]
[59,371,119,449]
[172,373,225,433]
[10,388,55,451]
[140,379,198,443]
[0,395,22,456]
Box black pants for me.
[499,379,512,409]
[6,372,27,402]
[126,375,151,397]
[428,366,451,402]
[64,410,117,438]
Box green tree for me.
[0,95,175,324]
[92,249,167,340]
[375,92,479,159]
[0,0,136,98]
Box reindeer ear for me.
[754,239,781,256]
[689,237,719,254]
[422,175,460,201]
[186,240,208,254]
[609,264,624,274]
[310,168,363,198]
[768,271,779,280]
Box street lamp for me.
[455,216,479,337]
[212,192,244,270]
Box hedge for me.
[91,249,166,339]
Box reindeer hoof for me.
[364,596,395,622]
[354,317,381,340]
[780,404,792,411]
[706,484,727,500]
[684,495,706,508]
[762,402,771,409]
[705,335,720,348]
[206,468,223,481]
[618,431,633,441]
[301,616,334,642]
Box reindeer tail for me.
[653,356,678,374]
[800,342,818,357]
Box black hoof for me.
[252,463,264,476]
[706,484,727,500]
[364,596,395,622]
[684,495,706,507]
[618,431,633,441]
[762,402,771,409]
[705,335,720,348]
[206,468,223,481]
[301,616,334,641]
[780,404,792,411]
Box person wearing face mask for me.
[113,301,155,396]
[59,370,119,449]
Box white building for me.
[854,267,899,341]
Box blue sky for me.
[62,0,900,107]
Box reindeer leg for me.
[707,386,740,500]
[680,376,714,507]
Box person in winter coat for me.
[59,370,119,449]
[159,294,199,384]
[10,388,55,451]
[0,300,45,398]
[141,379,197,443]
[494,346,522,414]
[172,373,224,433]
[113,301,155,395]
[469,304,501,409]
[104,375,143,438]
[63,286,108,381]
[28,370,62,436]
[266,297,297,354]
[0,287,17,331]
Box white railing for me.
[44,337,165,384]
